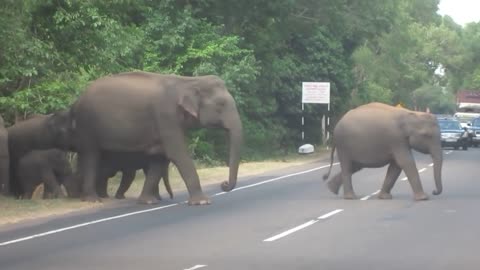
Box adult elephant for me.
[95,151,173,200]
[70,71,243,205]
[0,115,9,196]
[7,111,73,197]
[322,102,443,201]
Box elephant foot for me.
[81,195,102,203]
[155,193,162,201]
[114,193,126,199]
[378,191,393,200]
[327,180,341,195]
[188,194,211,206]
[98,193,109,199]
[414,192,429,201]
[343,192,358,200]
[137,195,160,205]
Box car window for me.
[438,120,461,130]
[472,119,480,127]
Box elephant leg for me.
[138,164,162,204]
[78,152,101,202]
[115,170,136,199]
[96,169,110,198]
[158,127,209,205]
[393,149,428,201]
[378,162,402,200]
[42,171,65,199]
[337,153,358,200]
[327,164,362,195]
[160,160,173,199]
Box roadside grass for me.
[0,148,329,226]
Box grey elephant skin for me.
[323,102,443,201]
[69,71,243,205]
[7,112,73,197]
[95,151,173,200]
[0,115,9,196]
[16,149,74,199]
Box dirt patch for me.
[0,149,330,226]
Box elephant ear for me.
[178,92,199,119]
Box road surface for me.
[1,148,479,270]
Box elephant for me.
[7,111,73,197]
[322,102,443,201]
[69,71,243,205]
[95,151,173,200]
[0,115,9,196]
[16,149,75,199]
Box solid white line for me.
[418,168,427,173]
[0,162,339,247]
[224,163,340,193]
[263,209,343,242]
[0,203,178,247]
[360,190,380,200]
[318,209,344,219]
[184,265,207,270]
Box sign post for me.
[299,82,330,154]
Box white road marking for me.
[263,209,344,242]
[360,190,380,200]
[318,209,344,219]
[428,163,434,167]
[0,203,178,247]
[0,162,339,247]
[214,163,340,196]
[445,150,453,154]
[400,167,427,181]
[184,265,207,270]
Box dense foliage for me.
[1,0,479,162]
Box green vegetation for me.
[1,0,479,162]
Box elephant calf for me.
[16,149,75,199]
[95,151,173,200]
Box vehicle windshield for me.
[472,118,480,127]
[438,120,462,130]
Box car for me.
[437,118,469,150]
[469,117,480,147]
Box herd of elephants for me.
[0,71,443,207]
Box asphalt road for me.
[1,148,479,270]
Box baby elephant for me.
[17,149,74,199]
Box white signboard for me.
[302,82,330,104]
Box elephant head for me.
[178,75,243,192]
[402,112,443,195]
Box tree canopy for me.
[1,0,478,161]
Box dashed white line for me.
[445,150,453,155]
[418,168,427,173]
[428,163,434,167]
[400,167,428,181]
[0,203,178,247]
[184,265,207,270]
[360,190,380,200]
[263,209,344,242]
[400,177,408,181]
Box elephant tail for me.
[322,145,336,181]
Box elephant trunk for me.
[431,144,443,195]
[221,114,243,192]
